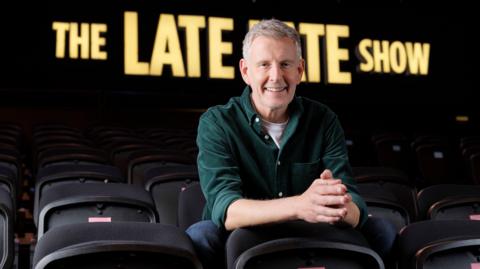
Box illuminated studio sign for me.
[52,12,431,85]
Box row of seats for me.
[353,166,480,232]
[32,124,197,176]
[31,162,480,236]
[0,123,24,215]
[346,131,480,187]
[22,163,480,269]
[0,123,27,269]
[3,123,480,269]
[30,124,480,189]
[33,164,199,233]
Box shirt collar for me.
[240,86,258,125]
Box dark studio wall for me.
[0,0,475,135]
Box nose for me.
[269,63,282,82]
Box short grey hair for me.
[242,19,302,60]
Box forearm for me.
[224,197,299,231]
[341,201,360,228]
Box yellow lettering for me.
[124,11,149,75]
[389,41,407,74]
[325,25,351,84]
[69,23,89,59]
[406,42,430,75]
[52,22,69,58]
[178,15,206,78]
[373,40,390,73]
[208,17,234,79]
[150,14,185,77]
[299,23,324,83]
[90,23,107,60]
[357,39,374,72]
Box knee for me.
[363,217,398,237]
[361,217,398,256]
[186,220,225,248]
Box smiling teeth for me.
[265,87,286,92]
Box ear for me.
[296,58,305,84]
[239,58,250,85]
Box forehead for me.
[248,36,298,60]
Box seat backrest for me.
[34,163,124,227]
[470,152,480,184]
[178,182,206,230]
[352,166,418,228]
[0,166,16,214]
[372,133,411,175]
[227,221,384,269]
[37,147,109,170]
[127,149,195,185]
[357,182,417,231]
[33,222,203,269]
[397,220,480,269]
[352,166,411,185]
[417,184,480,220]
[36,182,157,238]
[415,143,454,185]
[0,188,14,269]
[144,165,199,226]
[0,148,22,204]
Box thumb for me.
[320,169,333,180]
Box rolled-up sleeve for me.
[321,113,368,228]
[197,113,243,228]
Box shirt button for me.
[264,135,269,140]
[277,161,281,166]
[255,117,260,123]
[278,192,283,197]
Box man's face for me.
[240,36,304,115]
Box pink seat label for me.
[469,215,480,221]
[471,263,480,269]
[88,217,112,223]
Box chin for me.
[267,102,289,110]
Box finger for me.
[315,215,341,223]
[313,184,347,195]
[314,178,342,186]
[320,169,333,180]
[314,194,349,206]
[315,205,348,218]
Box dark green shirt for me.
[197,86,368,228]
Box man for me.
[187,19,395,268]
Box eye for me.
[281,62,291,68]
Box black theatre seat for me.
[36,182,157,238]
[144,165,199,226]
[397,220,480,269]
[417,184,480,220]
[33,222,203,269]
[0,188,14,269]
[33,164,124,227]
[227,221,384,269]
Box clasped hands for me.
[295,169,352,225]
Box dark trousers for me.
[186,217,397,269]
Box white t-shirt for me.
[261,118,289,148]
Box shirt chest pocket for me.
[290,159,323,195]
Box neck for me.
[260,109,289,123]
[251,100,289,123]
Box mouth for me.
[264,86,288,92]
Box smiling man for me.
[186,19,396,269]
